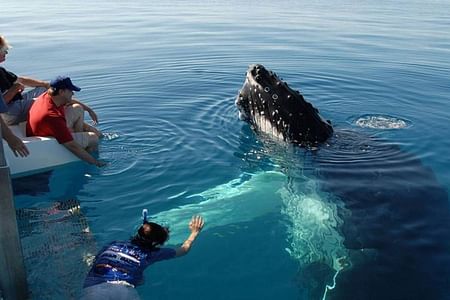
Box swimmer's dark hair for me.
[131,222,169,250]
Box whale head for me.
[236,64,333,146]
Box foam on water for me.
[279,179,349,299]
[101,132,120,141]
[354,115,410,129]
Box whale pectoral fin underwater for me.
[152,169,357,295]
[151,171,287,244]
[236,64,333,146]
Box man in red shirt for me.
[26,76,105,167]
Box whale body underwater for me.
[232,64,450,300]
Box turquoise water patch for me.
[152,171,287,244]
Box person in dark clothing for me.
[0,35,50,125]
[0,93,29,156]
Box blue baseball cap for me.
[50,76,81,92]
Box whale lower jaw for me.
[252,112,285,141]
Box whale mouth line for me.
[236,64,333,147]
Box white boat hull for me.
[3,123,80,178]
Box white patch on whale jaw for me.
[238,110,248,121]
[252,111,285,142]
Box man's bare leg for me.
[66,104,102,137]
[83,122,103,137]
[66,103,85,132]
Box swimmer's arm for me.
[175,216,204,257]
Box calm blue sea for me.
[3,0,450,299]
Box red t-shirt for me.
[26,92,73,144]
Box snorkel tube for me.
[132,209,169,249]
[142,209,148,224]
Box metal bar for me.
[0,124,29,300]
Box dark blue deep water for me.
[3,0,450,299]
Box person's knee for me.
[66,104,85,131]
[70,103,84,115]
[86,132,99,149]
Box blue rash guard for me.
[83,241,176,288]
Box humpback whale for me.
[234,64,450,300]
[236,64,333,146]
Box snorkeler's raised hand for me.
[189,215,204,233]
[176,216,205,257]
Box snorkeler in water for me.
[80,211,204,300]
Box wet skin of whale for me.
[236,64,450,300]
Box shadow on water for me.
[12,171,52,196]
[310,129,450,300]
[235,123,450,300]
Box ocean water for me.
[3,0,450,299]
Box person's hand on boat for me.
[7,134,30,157]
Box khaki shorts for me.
[1,87,47,125]
[64,104,82,130]
[71,132,91,149]
[65,105,92,149]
